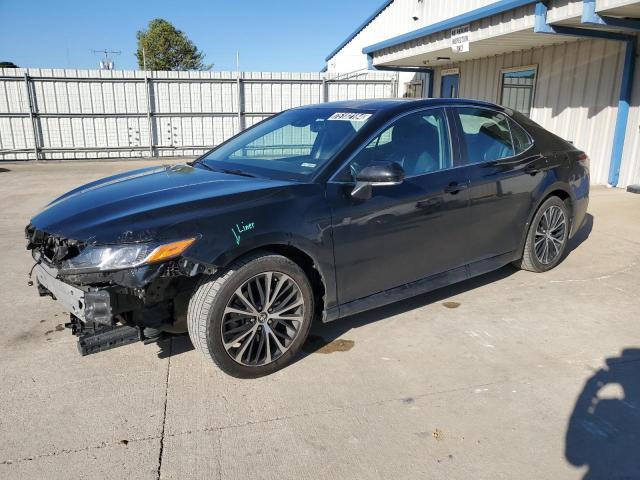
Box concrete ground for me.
[0,160,638,480]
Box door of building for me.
[441,73,459,98]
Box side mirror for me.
[351,162,405,200]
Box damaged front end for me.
[25,225,213,355]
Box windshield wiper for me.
[190,160,215,171]
[190,160,257,178]
[190,161,254,177]
[218,168,256,178]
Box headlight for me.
[59,238,196,274]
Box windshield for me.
[199,108,374,181]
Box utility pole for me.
[91,49,121,70]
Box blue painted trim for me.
[534,2,555,33]
[582,0,640,31]
[427,71,434,98]
[582,0,606,24]
[324,0,394,62]
[608,38,636,186]
[371,65,434,74]
[535,2,633,40]
[362,0,539,55]
[535,1,638,187]
[367,53,374,70]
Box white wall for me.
[431,38,628,185]
[327,0,503,73]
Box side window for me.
[509,119,533,154]
[339,108,451,180]
[455,107,514,163]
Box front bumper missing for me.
[66,315,143,356]
[32,263,166,356]
[34,263,113,325]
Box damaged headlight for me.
[59,238,196,274]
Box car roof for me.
[293,98,505,114]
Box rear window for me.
[509,119,533,154]
[455,107,514,163]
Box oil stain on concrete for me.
[442,301,461,309]
[302,335,355,354]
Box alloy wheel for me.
[534,205,566,265]
[221,272,305,366]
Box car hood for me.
[29,163,296,244]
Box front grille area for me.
[25,224,83,265]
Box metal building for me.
[324,0,640,188]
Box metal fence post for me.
[236,73,245,133]
[321,78,328,102]
[144,71,155,157]
[23,73,41,160]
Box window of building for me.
[403,81,423,98]
[500,66,537,117]
[455,107,514,163]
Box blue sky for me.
[0,0,380,71]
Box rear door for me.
[450,106,546,265]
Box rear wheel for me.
[187,253,313,378]
[514,196,570,272]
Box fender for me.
[516,179,574,256]
[185,230,339,314]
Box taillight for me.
[577,152,590,169]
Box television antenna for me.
[92,49,121,70]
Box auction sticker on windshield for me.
[328,112,372,122]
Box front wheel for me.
[187,253,314,378]
[514,196,570,272]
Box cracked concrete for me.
[1,160,639,479]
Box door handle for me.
[524,166,540,175]
[444,182,468,194]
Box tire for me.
[513,196,570,273]
[187,252,314,378]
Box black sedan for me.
[26,98,589,377]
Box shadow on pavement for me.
[157,334,194,359]
[300,264,516,356]
[0,168,10,173]
[563,213,593,261]
[302,212,594,355]
[565,348,640,479]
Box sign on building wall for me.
[451,24,470,53]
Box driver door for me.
[326,107,472,306]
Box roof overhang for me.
[597,0,640,18]
[363,0,640,69]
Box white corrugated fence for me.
[0,68,397,160]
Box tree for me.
[0,61,18,68]
[136,19,211,71]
